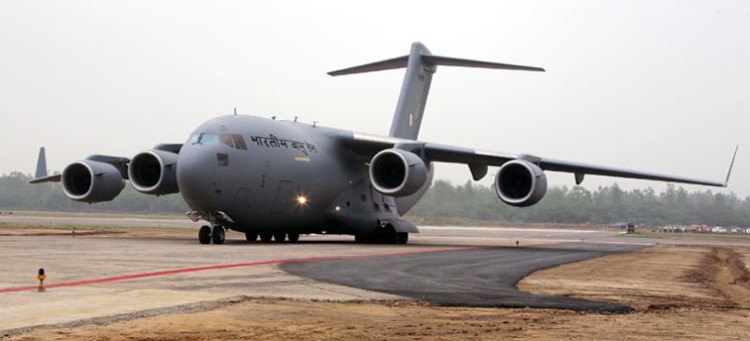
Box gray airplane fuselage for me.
[178,115,425,235]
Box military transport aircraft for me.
[31,42,736,245]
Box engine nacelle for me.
[494,160,547,207]
[62,160,125,203]
[128,149,179,195]
[369,149,428,197]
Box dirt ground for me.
[4,240,749,341]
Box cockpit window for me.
[220,134,234,147]
[233,134,248,150]
[188,133,221,145]
[188,132,248,151]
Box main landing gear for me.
[198,225,302,245]
[198,225,225,245]
[355,224,409,245]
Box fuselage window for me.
[220,134,234,148]
[232,134,248,150]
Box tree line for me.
[409,180,749,227]
[0,172,187,214]
[1,172,748,226]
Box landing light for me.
[296,195,308,206]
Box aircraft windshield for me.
[188,133,220,145]
[188,133,248,150]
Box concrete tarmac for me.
[0,216,650,335]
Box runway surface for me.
[0,215,652,334]
[282,243,644,312]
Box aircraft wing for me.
[29,174,62,184]
[28,144,182,184]
[29,154,130,184]
[347,132,735,187]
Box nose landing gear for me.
[198,225,225,245]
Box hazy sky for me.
[2,1,748,198]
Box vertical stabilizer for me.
[35,147,47,178]
[328,42,544,141]
[389,42,435,140]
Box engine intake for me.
[62,160,125,203]
[494,159,547,207]
[369,149,428,197]
[128,149,179,195]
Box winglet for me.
[35,147,47,179]
[723,145,739,187]
[29,147,61,184]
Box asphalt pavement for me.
[282,243,645,312]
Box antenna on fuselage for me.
[233,107,237,115]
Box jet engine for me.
[369,148,428,197]
[494,159,547,207]
[128,149,179,195]
[62,161,125,203]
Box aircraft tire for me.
[245,231,258,242]
[354,234,369,243]
[259,233,273,243]
[396,232,409,245]
[212,226,225,245]
[199,225,211,244]
[273,232,286,243]
[381,224,398,244]
[288,233,300,243]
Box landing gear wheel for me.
[259,232,273,243]
[396,232,409,245]
[287,233,300,243]
[354,234,369,244]
[380,224,398,244]
[199,225,211,244]
[212,226,225,245]
[245,231,258,242]
[273,232,286,243]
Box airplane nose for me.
[177,146,219,211]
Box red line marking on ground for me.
[0,241,574,294]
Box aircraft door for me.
[231,187,249,206]
[271,180,293,214]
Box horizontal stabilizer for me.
[328,55,544,76]
[422,55,545,72]
[328,56,408,76]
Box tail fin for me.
[328,42,544,140]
